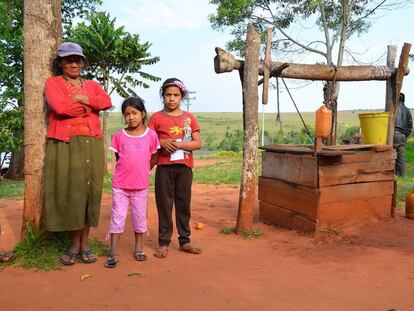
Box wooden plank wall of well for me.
[259,149,396,232]
[259,151,318,232]
[317,149,395,229]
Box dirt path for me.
[1,183,414,310]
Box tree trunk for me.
[7,98,25,180]
[22,0,61,236]
[6,147,24,180]
[236,24,260,233]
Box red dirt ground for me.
[1,160,414,310]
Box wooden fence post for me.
[385,45,397,112]
[386,43,412,146]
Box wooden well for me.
[259,144,396,232]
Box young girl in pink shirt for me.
[105,97,159,268]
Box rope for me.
[275,77,283,132]
[323,66,338,139]
[280,76,314,143]
[323,66,338,110]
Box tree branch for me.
[352,0,387,25]
[319,2,333,65]
[109,71,127,96]
[251,14,327,58]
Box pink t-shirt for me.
[110,128,160,190]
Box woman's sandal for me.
[80,249,97,264]
[104,255,118,268]
[134,251,148,261]
[179,243,202,255]
[153,246,168,259]
[59,250,79,266]
[0,251,15,263]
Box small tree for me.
[22,0,61,234]
[0,0,102,179]
[67,11,160,170]
[209,0,414,143]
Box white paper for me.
[170,149,184,161]
[170,139,184,161]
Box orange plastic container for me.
[315,105,332,138]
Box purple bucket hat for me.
[57,42,85,58]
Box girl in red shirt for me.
[149,78,202,258]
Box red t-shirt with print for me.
[148,111,200,168]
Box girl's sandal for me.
[153,246,168,259]
[59,250,79,266]
[134,251,148,261]
[104,255,118,268]
[179,243,202,255]
[80,249,97,264]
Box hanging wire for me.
[275,77,283,132]
[279,76,314,143]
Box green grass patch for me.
[219,227,236,235]
[241,229,264,239]
[87,237,109,257]
[103,172,113,193]
[0,224,108,271]
[219,226,263,239]
[0,179,24,198]
[193,156,242,184]
[395,140,414,208]
[212,151,243,158]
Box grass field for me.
[2,143,413,208]
[2,110,413,206]
[108,110,374,149]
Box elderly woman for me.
[44,42,112,265]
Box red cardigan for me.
[44,76,112,142]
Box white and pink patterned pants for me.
[109,187,148,234]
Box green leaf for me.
[67,11,160,98]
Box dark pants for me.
[394,131,407,177]
[155,164,193,247]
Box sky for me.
[99,0,414,113]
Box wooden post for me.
[262,28,272,105]
[236,24,260,233]
[385,45,397,112]
[22,0,61,236]
[314,137,323,156]
[386,43,412,146]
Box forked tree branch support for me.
[214,47,409,81]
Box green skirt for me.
[44,136,105,232]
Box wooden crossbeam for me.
[214,47,410,81]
